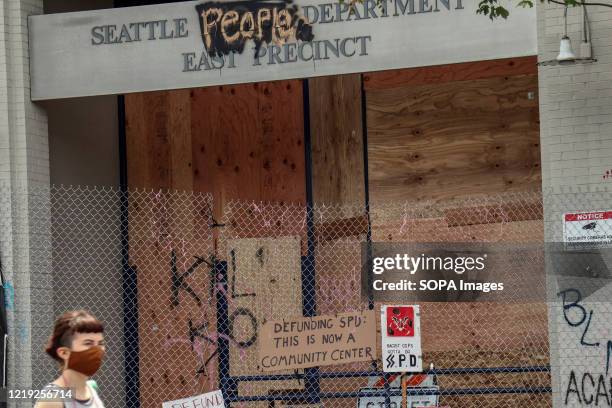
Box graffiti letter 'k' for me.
[188,319,218,377]
[171,250,209,308]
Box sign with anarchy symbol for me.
[381,305,422,373]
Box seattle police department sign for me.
[28,0,536,100]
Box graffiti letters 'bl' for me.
[195,1,314,57]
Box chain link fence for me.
[1,184,611,408]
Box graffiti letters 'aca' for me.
[195,1,314,57]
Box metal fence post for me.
[119,95,141,408]
[302,78,321,405]
[216,260,236,405]
[383,372,392,408]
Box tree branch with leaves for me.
[477,0,611,20]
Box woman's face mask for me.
[65,345,105,377]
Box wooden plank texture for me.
[309,74,365,209]
[190,81,306,214]
[126,80,306,203]
[125,80,306,408]
[363,56,537,90]
[367,74,541,204]
[227,237,304,407]
[314,215,368,243]
[364,57,545,399]
[126,91,171,189]
[126,191,215,408]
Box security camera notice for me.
[359,243,545,303]
[381,305,422,372]
[563,210,612,250]
[258,310,377,372]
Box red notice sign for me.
[563,210,612,249]
[386,306,414,337]
[564,211,612,222]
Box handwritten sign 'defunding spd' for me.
[258,310,376,371]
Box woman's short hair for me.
[44,310,104,362]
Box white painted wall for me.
[1,1,123,406]
[537,1,612,406]
[28,0,538,100]
[0,1,51,406]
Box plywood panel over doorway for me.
[365,56,541,204]
[124,80,306,407]
[364,57,547,408]
[125,89,194,191]
[308,74,365,210]
[125,80,306,206]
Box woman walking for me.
[35,310,106,408]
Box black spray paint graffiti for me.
[167,247,261,378]
[230,249,256,299]
[193,248,260,377]
[195,0,314,57]
[559,288,612,406]
[189,307,258,377]
[565,370,612,406]
[170,250,213,308]
[559,289,601,348]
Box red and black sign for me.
[386,306,414,337]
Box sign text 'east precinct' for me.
[88,0,463,71]
[28,0,537,99]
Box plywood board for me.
[367,74,541,204]
[125,91,172,189]
[125,81,306,407]
[226,237,304,404]
[190,81,306,212]
[363,57,537,90]
[125,90,193,191]
[371,218,544,243]
[126,80,306,218]
[309,74,365,210]
[127,191,215,408]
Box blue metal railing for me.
[226,385,552,403]
[220,364,551,405]
[229,365,550,382]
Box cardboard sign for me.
[381,305,422,372]
[258,310,376,371]
[161,390,225,408]
[563,211,612,249]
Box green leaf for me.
[497,6,509,18]
[476,4,490,14]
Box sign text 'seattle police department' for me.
[29,0,536,100]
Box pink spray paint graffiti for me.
[163,251,259,393]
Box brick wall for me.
[537,1,612,407]
[0,1,52,406]
[538,1,612,190]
